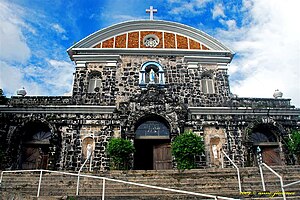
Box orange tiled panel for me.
[189,39,201,49]
[115,34,127,48]
[102,38,114,48]
[164,32,175,48]
[201,44,210,50]
[177,35,188,49]
[94,43,102,48]
[128,32,139,48]
[140,31,163,48]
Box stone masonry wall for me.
[1,54,299,170]
[72,62,117,105]
[70,55,231,107]
[186,112,299,167]
[0,112,117,171]
[116,55,231,107]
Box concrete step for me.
[1,166,299,199]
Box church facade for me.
[0,19,299,171]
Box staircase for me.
[1,166,300,199]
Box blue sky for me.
[0,0,299,107]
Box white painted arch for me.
[68,20,233,52]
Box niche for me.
[82,137,94,159]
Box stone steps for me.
[1,166,300,199]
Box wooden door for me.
[21,146,49,169]
[22,147,41,169]
[153,143,172,170]
[41,155,49,169]
[262,147,281,166]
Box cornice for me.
[0,105,116,114]
[1,105,298,116]
[188,107,300,116]
[70,48,233,64]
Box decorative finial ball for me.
[273,89,283,99]
[17,87,27,97]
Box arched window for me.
[135,120,170,139]
[139,61,165,88]
[201,71,215,94]
[249,124,279,146]
[201,79,215,94]
[88,72,102,93]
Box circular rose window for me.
[143,34,159,48]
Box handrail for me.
[0,171,3,186]
[260,163,286,200]
[76,152,93,195]
[222,150,242,193]
[0,169,239,200]
[283,180,300,188]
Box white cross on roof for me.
[146,6,157,20]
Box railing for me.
[76,152,93,195]
[0,169,239,200]
[221,150,242,193]
[283,180,300,188]
[259,163,286,200]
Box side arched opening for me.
[9,120,61,170]
[249,124,283,166]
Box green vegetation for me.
[107,138,135,170]
[287,130,300,161]
[171,131,204,170]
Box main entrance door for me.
[153,143,172,170]
[134,139,171,170]
[134,116,172,170]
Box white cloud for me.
[18,60,74,94]
[0,59,74,97]
[0,1,74,97]
[111,14,144,21]
[45,59,74,93]
[219,19,237,30]
[0,1,31,63]
[51,23,65,33]
[168,0,212,15]
[51,23,69,40]
[212,3,226,19]
[0,61,46,96]
[218,0,300,107]
[61,35,69,40]
[167,0,181,3]
[0,61,23,95]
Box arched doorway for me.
[20,121,52,169]
[250,124,282,166]
[134,116,172,170]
